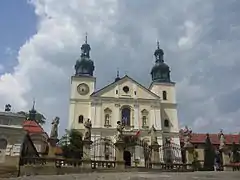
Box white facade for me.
[68,74,180,163]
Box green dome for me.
[75,57,94,76]
[151,41,171,83]
[74,35,95,76]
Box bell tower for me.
[149,41,179,136]
[68,33,96,130]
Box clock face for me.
[77,83,90,95]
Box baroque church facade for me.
[68,36,180,164]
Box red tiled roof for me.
[22,120,45,134]
[180,133,240,145]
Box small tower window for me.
[78,115,84,123]
[163,91,167,100]
[116,90,118,94]
[164,119,169,127]
[134,91,137,95]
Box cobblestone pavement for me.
[1,171,240,180]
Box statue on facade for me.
[148,125,158,145]
[181,126,193,148]
[84,119,92,141]
[218,129,225,150]
[116,121,124,141]
[50,117,60,139]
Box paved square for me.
[2,171,240,180]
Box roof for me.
[180,133,240,145]
[0,111,25,118]
[91,75,160,99]
[22,120,45,134]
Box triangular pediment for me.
[91,75,160,100]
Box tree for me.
[58,129,83,159]
[231,142,240,163]
[17,111,46,125]
[203,133,215,171]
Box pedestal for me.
[82,140,93,169]
[150,144,160,168]
[48,138,59,158]
[114,140,125,170]
[185,145,194,170]
[220,147,231,171]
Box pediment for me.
[91,75,160,100]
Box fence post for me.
[82,140,93,169]
[150,144,160,168]
[220,148,231,171]
[185,146,194,170]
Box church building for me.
[68,36,180,164]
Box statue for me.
[148,125,158,145]
[84,119,92,141]
[50,117,60,139]
[218,129,225,150]
[181,126,192,148]
[116,121,124,141]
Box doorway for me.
[123,150,131,167]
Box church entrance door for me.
[123,150,131,167]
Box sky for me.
[0,0,240,135]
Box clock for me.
[77,83,90,95]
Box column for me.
[154,108,161,130]
[114,103,120,127]
[134,104,139,129]
[95,105,101,127]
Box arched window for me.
[142,116,147,127]
[164,119,169,127]
[105,114,110,126]
[78,115,84,123]
[121,107,131,126]
[163,91,167,100]
[104,108,112,127]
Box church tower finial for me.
[29,98,37,121]
[151,40,171,83]
[157,40,160,49]
[32,98,35,110]
[154,40,164,62]
[74,33,95,77]
[115,68,121,82]
[85,32,88,44]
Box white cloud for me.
[178,20,201,50]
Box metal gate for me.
[159,143,182,164]
[90,137,116,169]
